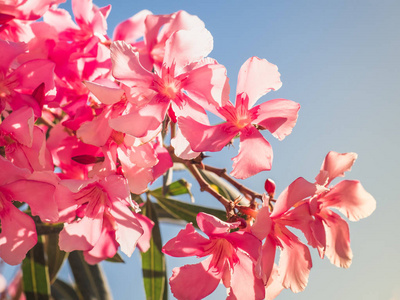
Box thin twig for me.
[167,146,235,219]
[203,164,263,205]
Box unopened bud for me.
[264,178,276,197]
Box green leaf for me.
[105,252,125,263]
[67,251,112,300]
[151,179,195,202]
[141,199,167,300]
[151,194,227,227]
[51,279,80,300]
[45,233,68,284]
[22,235,51,300]
[198,169,240,201]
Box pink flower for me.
[179,56,300,179]
[0,107,53,172]
[251,178,316,295]
[303,151,377,267]
[59,175,150,263]
[162,212,264,300]
[0,39,56,115]
[108,25,229,137]
[0,156,58,265]
[0,0,65,21]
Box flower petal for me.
[113,10,152,43]
[162,223,210,257]
[183,61,230,107]
[321,180,376,221]
[228,251,265,300]
[271,177,316,218]
[135,213,154,253]
[111,200,144,257]
[110,41,154,87]
[197,212,240,236]
[277,228,312,293]
[164,28,213,73]
[178,116,238,152]
[253,99,300,141]
[59,212,104,252]
[169,256,221,300]
[321,209,353,268]
[84,80,125,105]
[230,126,273,179]
[109,100,168,138]
[2,179,58,222]
[236,57,283,108]
[0,107,34,147]
[83,226,118,265]
[315,151,358,185]
[0,204,37,265]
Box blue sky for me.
[55,0,400,299]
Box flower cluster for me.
[0,0,376,299]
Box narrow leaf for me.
[68,251,113,300]
[51,279,80,300]
[105,252,125,263]
[152,179,194,202]
[151,194,227,227]
[22,235,51,300]
[45,233,69,284]
[141,199,167,300]
[198,169,240,201]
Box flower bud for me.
[264,178,276,197]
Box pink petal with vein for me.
[164,28,213,73]
[111,200,144,257]
[169,256,221,300]
[251,206,272,240]
[253,99,300,140]
[0,204,37,265]
[84,227,118,265]
[183,62,230,107]
[59,213,103,252]
[135,213,154,253]
[1,107,34,147]
[113,10,152,43]
[228,251,265,300]
[178,116,238,152]
[84,80,124,105]
[109,100,168,137]
[315,151,358,185]
[162,223,210,257]
[277,229,312,293]
[110,41,154,86]
[197,212,240,236]
[322,209,353,268]
[77,109,113,147]
[271,177,316,218]
[230,126,273,179]
[321,180,376,221]
[3,179,57,222]
[0,40,26,73]
[236,57,283,108]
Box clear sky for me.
[56,0,400,299]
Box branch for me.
[167,147,235,219]
[203,164,263,207]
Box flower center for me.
[159,75,180,99]
[205,238,239,272]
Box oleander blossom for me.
[179,56,300,179]
[162,212,264,300]
[0,156,59,265]
[59,174,153,264]
[298,151,377,268]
